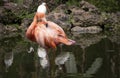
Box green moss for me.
[65,0,120,12]
[12,0,24,4]
[25,13,34,18]
[16,9,34,19]
[0,0,4,6]
[66,0,80,6]
[87,0,120,12]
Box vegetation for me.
[0,1,4,6]
[65,0,120,12]
[16,10,34,19]
[4,0,120,12]
[66,0,80,6]
[87,0,120,12]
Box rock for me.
[72,12,103,27]
[54,4,68,13]
[0,3,23,24]
[0,23,5,39]
[100,12,120,31]
[108,25,120,44]
[0,1,37,25]
[46,4,71,30]
[3,25,20,38]
[21,18,32,27]
[109,34,120,44]
[46,1,104,31]
[73,34,106,49]
[0,7,5,17]
[79,1,100,13]
[20,18,33,36]
[105,12,120,25]
[3,2,18,11]
[70,5,103,27]
[5,25,18,32]
[71,26,102,34]
[23,0,34,8]
[0,7,6,23]
[70,8,85,15]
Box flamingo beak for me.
[58,37,76,45]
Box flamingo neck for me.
[38,21,47,25]
[26,15,37,42]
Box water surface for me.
[0,34,119,78]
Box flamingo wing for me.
[26,20,75,49]
[46,21,76,46]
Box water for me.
[0,34,120,78]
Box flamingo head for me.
[37,2,47,14]
[41,2,46,6]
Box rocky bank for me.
[0,1,120,51]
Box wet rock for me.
[108,25,120,44]
[70,5,103,27]
[3,25,20,38]
[100,12,120,31]
[46,4,71,30]
[3,2,18,11]
[46,1,104,31]
[109,34,120,44]
[0,7,5,16]
[70,8,85,16]
[104,12,120,26]
[3,2,29,13]
[0,2,32,24]
[20,18,33,37]
[23,0,34,8]
[21,18,32,27]
[79,1,100,13]
[72,12,103,27]
[71,26,102,33]
[54,4,68,13]
[5,25,18,32]
[73,34,106,49]
[0,23,5,39]
[0,4,22,24]
[0,7,6,23]
[12,41,30,53]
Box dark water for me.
[0,35,120,78]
